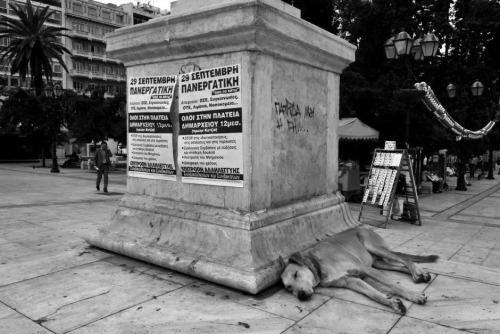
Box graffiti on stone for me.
[274,99,315,133]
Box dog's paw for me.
[412,293,427,305]
[414,272,432,283]
[390,298,406,315]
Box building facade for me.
[0,0,163,94]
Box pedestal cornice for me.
[106,0,355,73]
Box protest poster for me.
[178,64,243,187]
[128,75,177,180]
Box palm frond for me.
[0,0,71,92]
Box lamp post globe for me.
[471,80,484,97]
[384,37,397,60]
[393,29,414,56]
[446,83,457,99]
[420,32,439,58]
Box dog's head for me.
[280,253,320,301]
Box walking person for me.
[469,156,477,179]
[94,141,113,193]
[477,156,484,179]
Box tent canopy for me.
[339,117,379,140]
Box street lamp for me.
[446,80,484,190]
[44,82,63,173]
[384,30,439,61]
[384,29,440,145]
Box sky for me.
[99,0,171,11]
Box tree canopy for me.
[285,0,500,157]
[0,0,71,95]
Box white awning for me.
[339,117,379,140]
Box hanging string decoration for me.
[415,82,497,141]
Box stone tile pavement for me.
[1,163,500,333]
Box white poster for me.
[128,75,177,180]
[178,64,243,187]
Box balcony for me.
[68,30,106,43]
[69,69,126,82]
[70,69,89,76]
[73,49,90,57]
[72,50,117,63]
[33,0,62,8]
[66,7,127,28]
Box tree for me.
[0,88,50,164]
[0,0,71,95]
[66,92,127,149]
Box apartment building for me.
[0,0,163,94]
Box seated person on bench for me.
[422,167,443,193]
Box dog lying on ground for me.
[280,227,438,314]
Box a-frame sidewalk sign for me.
[358,144,422,229]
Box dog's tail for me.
[392,252,439,263]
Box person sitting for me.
[422,167,444,193]
[61,152,80,168]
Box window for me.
[101,10,110,20]
[0,0,7,14]
[0,59,10,72]
[90,64,99,73]
[74,61,85,71]
[54,64,62,73]
[73,23,87,33]
[88,7,97,16]
[0,37,9,46]
[116,14,124,23]
[73,2,83,12]
[73,81,84,90]
[73,42,83,51]
[89,26,100,35]
[10,78,19,86]
[48,11,61,24]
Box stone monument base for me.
[87,193,359,294]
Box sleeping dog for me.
[280,227,438,314]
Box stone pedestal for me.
[87,0,357,294]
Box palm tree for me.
[0,0,71,96]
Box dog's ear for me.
[288,252,305,266]
[278,256,286,270]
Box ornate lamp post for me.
[446,80,484,190]
[44,82,63,173]
[384,30,440,145]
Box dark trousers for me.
[96,164,109,189]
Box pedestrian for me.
[469,156,477,179]
[477,156,484,179]
[94,141,113,193]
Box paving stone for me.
[283,298,400,334]
[188,281,331,321]
[69,285,295,334]
[0,303,52,334]
[423,260,500,286]
[0,261,182,333]
[406,275,500,333]
[389,316,476,333]
[0,247,110,287]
